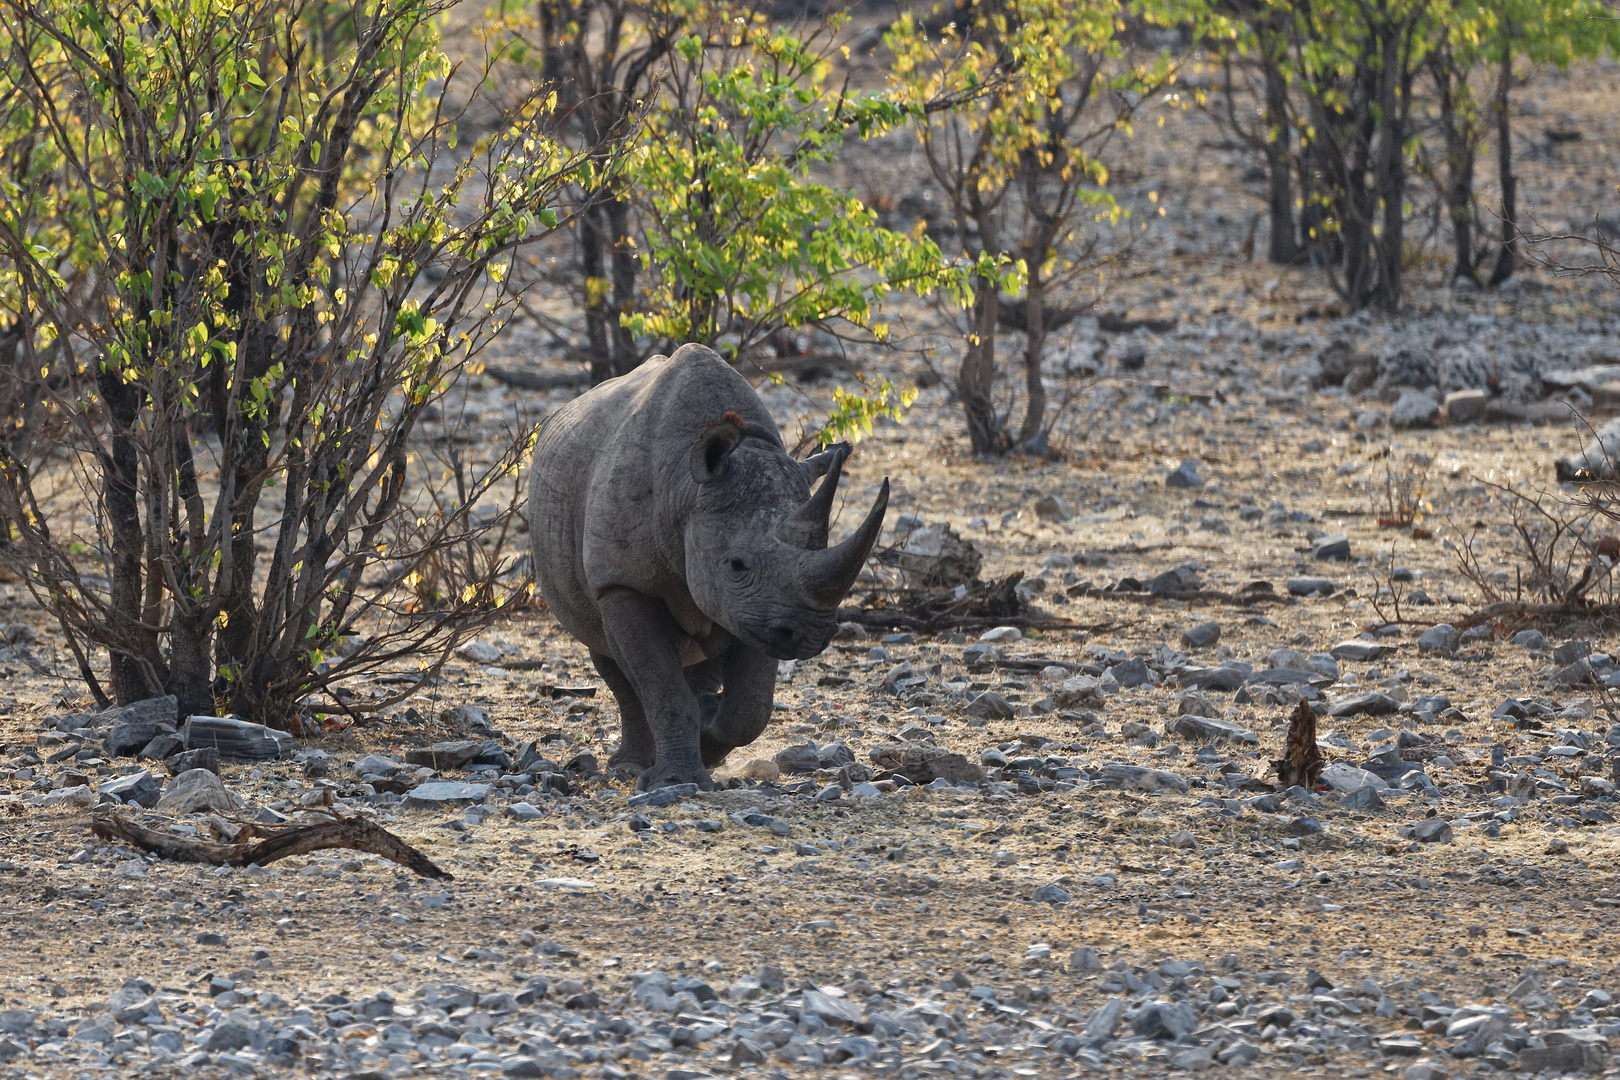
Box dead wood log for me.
[484,365,591,391]
[1455,600,1620,630]
[91,812,451,879]
[1272,699,1324,788]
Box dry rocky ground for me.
[3,45,1620,1080]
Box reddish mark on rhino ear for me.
[718,411,748,431]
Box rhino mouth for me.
[737,608,838,661]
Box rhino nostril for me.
[769,624,797,651]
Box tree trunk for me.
[96,368,162,704]
[580,204,616,385]
[1488,45,1516,286]
[1017,273,1047,452]
[1434,56,1478,283]
[1261,48,1300,265]
[958,279,1005,455]
[1370,27,1405,312]
[606,197,640,377]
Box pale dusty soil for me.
[1,44,1620,1080]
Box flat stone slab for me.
[1330,639,1396,662]
[1169,715,1258,744]
[1328,692,1401,718]
[403,781,490,808]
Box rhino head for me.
[683,413,888,660]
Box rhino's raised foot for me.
[636,760,714,793]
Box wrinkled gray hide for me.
[528,344,889,790]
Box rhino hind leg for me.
[699,644,777,768]
[597,587,713,791]
[591,652,656,774]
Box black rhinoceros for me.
[528,343,888,789]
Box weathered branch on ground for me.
[1456,600,1620,631]
[483,365,592,391]
[1066,584,1292,607]
[91,812,451,879]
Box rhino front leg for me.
[700,644,777,768]
[591,652,656,775]
[597,587,712,791]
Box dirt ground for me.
[3,40,1620,1080]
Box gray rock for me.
[1246,667,1319,687]
[155,768,239,814]
[1165,459,1204,488]
[202,1021,253,1052]
[774,743,822,775]
[1108,657,1153,688]
[0,1010,34,1034]
[106,718,179,758]
[97,770,160,808]
[1320,762,1387,794]
[99,695,179,731]
[1169,715,1258,744]
[1417,624,1458,654]
[1412,817,1453,843]
[1444,388,1487,423]
[1096,764,1188,793]
[182,715,292,762]
[352,752,404,777]
[441,704,495,734]
[628,783,699,808]
[1331,638,1396,662]
[404,741,484,769]
[1181,621,1220,649]
[1328,692,1400,718]
[1311,534,1351,561]
[1513,629,1548,651]
[1034,495,1073,522]
[1133,1000,1198,1039]
[980,747,1009,767]
[965,691,1015,722]
[403,781,491,808]
[1342,786,1386,811]
[1148,566,1202,597]
[1553,639,1591,665]
[135,733,185,761]
[166,747,219,775]
[505,802,544,821]
[1390,389,1440,427]
[1084,999,1125,1039]
[1054,675,1104,709]
[1178,663,1251,691]
[1286,577,1338,597]
[1069,947,1102,971]
[1305,653,1339,679]
[1032,884,1071,904]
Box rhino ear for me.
[690,413,748,485]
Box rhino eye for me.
[728,557,748,574]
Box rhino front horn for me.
[797,478,889,608]
[777,443,850,549]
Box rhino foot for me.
[636,759,714,793]
[606,747,656,775]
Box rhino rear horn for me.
[777,443,849,549]
[797,478,889,608]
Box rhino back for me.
[528,345,780,648]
